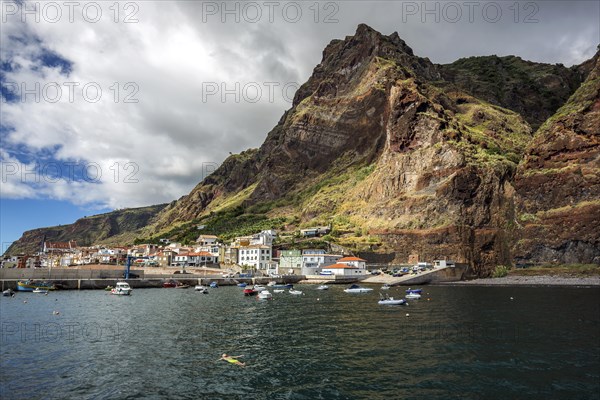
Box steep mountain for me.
[437,55,591,130]
[145,24,535,274]
[513,53,600,265]
[5,204,167,255]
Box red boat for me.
[163,280,177,288]
[243,288,258,296]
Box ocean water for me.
[1,285,599,399]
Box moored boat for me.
[316,285,329,290]
[163,280,177,288]
[381,284,391,290]
[405,292,421,299]
[2,288,15,297]
[16,280,56,292]
[237,283,247,288]
[273,289,285,293]
[343,284,373,294]
[195,285,208,293]
[378,293,406,305]
[33,288,49,294]
[209,282,218,288]
[243,288,258,296]
[378,297,407,305]
[257,290,273,299]
[406,288,422,294]
[111,282,132,295]
[289,289,303,295]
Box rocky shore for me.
[441,275,600,286]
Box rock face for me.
[7,25,598,275]
[438,55,589,130]
[513,54,600,265]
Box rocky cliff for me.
[513,54,600,265]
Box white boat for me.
[381,284,391,290]
[405,292,421,299]
[195,285,209,294]
[378,293,406,305]
[258,290,272,299]
[289,289,303,295]
[316,285,329,290]
[343,284,373,294]
[33,288,48,294]
[378,298,407,305]
[267,281,276,286]
[273,289,285,293]
[253,284,266,291]
[111,282,132,295]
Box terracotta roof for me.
[189,251,213,256]
[338,256,366,262]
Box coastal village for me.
[0,227,453,278]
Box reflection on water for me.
[1,285,599,399]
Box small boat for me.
[289,289,303,295]
[378,298,407,305]
[175,283,190,289]
[343,284,373,294]
[405,292,421,299]
[253,284,266,291]
[316,285,329,290]
[406,288,422,294]
[378,293,406,305]
[209,282,218,288]
[267,281,276,286]
[104,286,114,291]
[271,283,293,289]
[2,288,15,297]
[257,290,273,299]
[195,285,206,291]
[163,280,177,288]
[273,289,285,293]
[237,283,247,288]
[33,288,49,294]
[381,284,391,290]
[111,282,132,295]
[243,288,258,296]
[16,280,56,292]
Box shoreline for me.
[438,275,600,287]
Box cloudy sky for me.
[1,0,599,249]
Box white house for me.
[188,251,218,266]
[434,260,455,268]
[337,256,367,269]
[238,245,272,272]
[320,263,366,276]
[250,230,277,246]
[301,252,341,275]
[196,235,218,246]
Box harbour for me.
[1,284,598,399]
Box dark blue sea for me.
[1,284,599,399]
